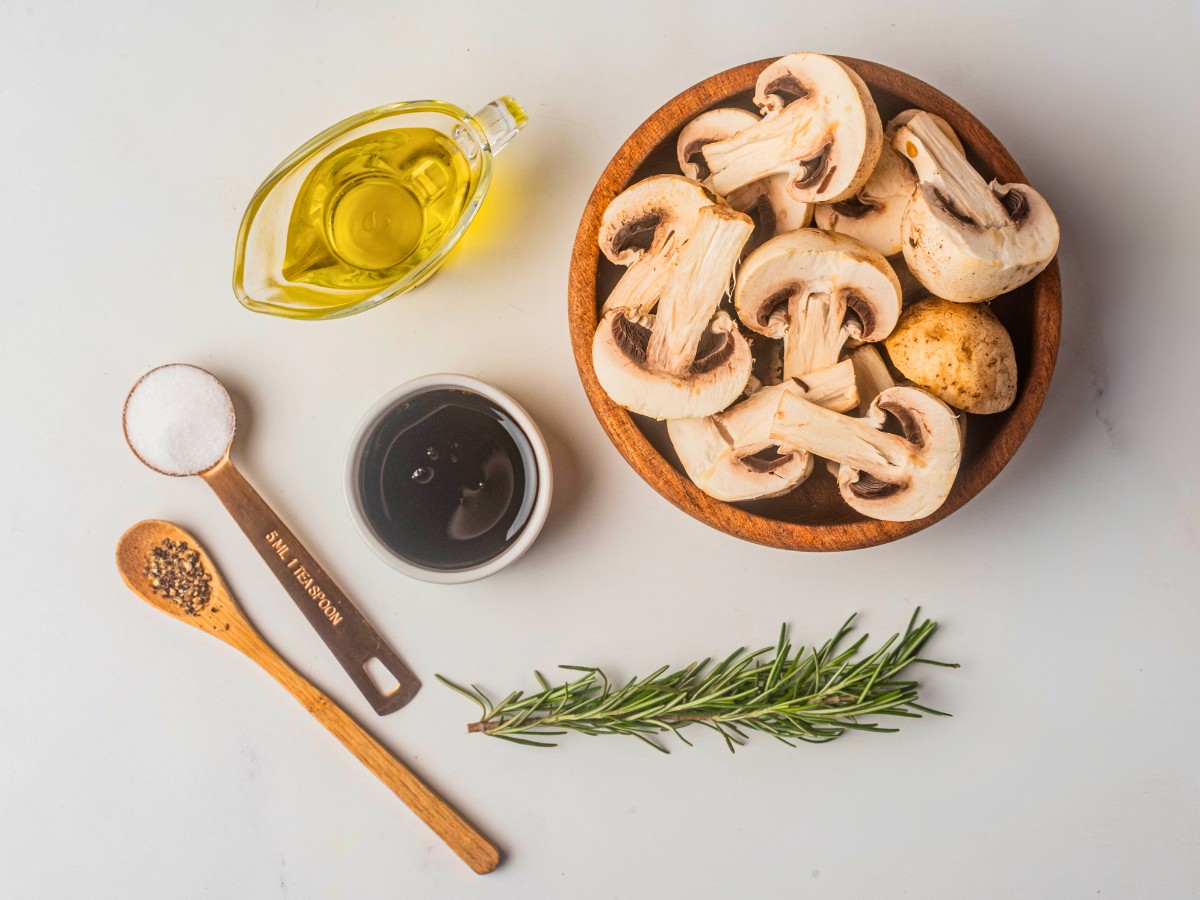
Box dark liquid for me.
[358,388,538,570]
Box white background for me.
[3,1,1199,897]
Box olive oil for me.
[282,127,472,291]
[235,98,527,319]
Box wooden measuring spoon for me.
[122,363,418,716]
[116,519,500,875]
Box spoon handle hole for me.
[363,656,403,697]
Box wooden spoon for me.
[116,519,500,875]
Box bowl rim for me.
[566,55,1062,551]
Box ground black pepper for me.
[144,539,212,615]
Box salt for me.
[123,364,235,475]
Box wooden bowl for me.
[567,56,1061,551]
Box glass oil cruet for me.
[233,97,526,320]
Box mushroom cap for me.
[884,297,1018,414]
[892,112,1060,303]
[677,108,759,181]
[734,228,902,341]
[598,175,714,267]
[837,386,962,521]
[592,308,752,420]
[900,181,1060,302]
[703,53,883,204]
[812,144,915,256]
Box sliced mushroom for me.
[892,111,1059,302]
[678,108,812,246]
[735,229,901,382]
[812,144,914,256]
[668,360,858,501]
[598,175,715,316]
[593,204,754,420]
[702,53,882,204]
[885,297,1018,413]
[771,385,963,521]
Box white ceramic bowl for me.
[344,374,553,584]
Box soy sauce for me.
[358,388,538,570]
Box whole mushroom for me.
[593,204,754,420]
[701,53,883,205]
[892,111,1059,302]
[771,385,963,521]
[884,297,1018,414]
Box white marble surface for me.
[3,1,1199,897]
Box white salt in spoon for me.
[123,364,419,715]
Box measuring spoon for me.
[123,363,418,715]
[116,519,499,874]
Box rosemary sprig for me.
[438,610,957,753]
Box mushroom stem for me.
[721,361,860,444]
[646,206,753,376]
[847,344,896,416]
[704,110,825,198]
[771,392,911,476]
[893,113,1010,229]
[782,291,847,380]
[786,361,860,414]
